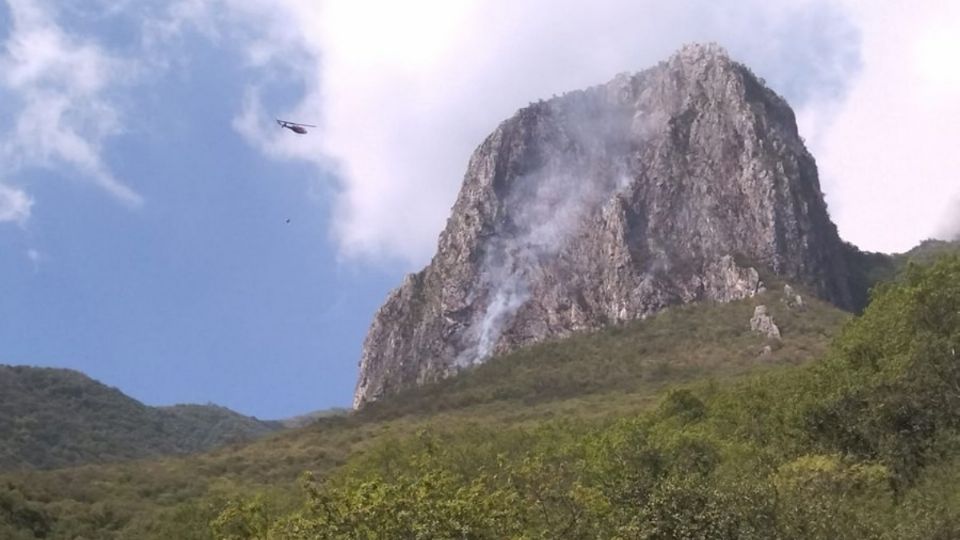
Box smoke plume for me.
[456,94,637,366]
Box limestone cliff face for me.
[354,44,854,408]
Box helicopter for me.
[276,119,316,135]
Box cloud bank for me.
[224,0,864,266]
[3,0,955,260]
[798,1,960,253]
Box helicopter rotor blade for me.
[276,119,316,128]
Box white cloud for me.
[3,0,949,261]
[223,0,861,266]
[0,0,142,209]
[0,182,32,225]
[798,1,960,253]
[149,0,329,167]
[935,196,960,241]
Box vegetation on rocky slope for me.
[218,255,960,539]
[0,280,847,538]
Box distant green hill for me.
[278,408,350,429]
[0,366,282,470]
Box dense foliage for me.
[0,367,280,470]
[214,256,960,538]
[844,238,959,311]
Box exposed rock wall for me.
[354,44,854,407]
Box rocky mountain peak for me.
[353,44,854,408]
[671,42,732,66]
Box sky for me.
[0,0,957,419]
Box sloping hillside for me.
[0,283,848,538]
[5,254,955,539]
[253,255,960,539]
[0,366,281,470]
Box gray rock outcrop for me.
[750,305,782,340]
[783,284,804,308]
[354,44,854,408]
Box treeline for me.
[214,256,960,539]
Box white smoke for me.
[452,90,646,367]
[474,269,529,362]
[458,157,633,366]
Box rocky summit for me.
[354,43,855,408]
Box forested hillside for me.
[0,367,280,470]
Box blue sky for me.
[0,1,957,418]
[0,0,405,418]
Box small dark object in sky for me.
[285,219,291,224]
[276,119,316,135]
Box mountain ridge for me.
[0,364,282,470]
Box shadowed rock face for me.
[354,44,854,408]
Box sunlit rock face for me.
[354,43,854,408]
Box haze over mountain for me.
[356,44,862,407]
